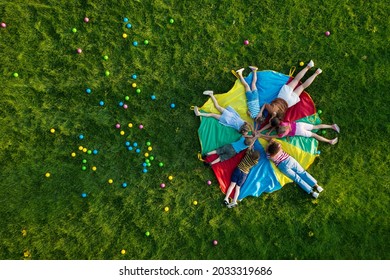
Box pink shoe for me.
[332,124,340,133]
[249,66,258,71]
[330,137,338,145]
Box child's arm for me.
[255,104,266,122]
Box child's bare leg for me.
[294,69,322,96]
[224,182,236,203]
[194,106,221,120]
[207,93,225,113]
[249,66,258,90]
[312,133,338,145]
[313,124,333,130]
[288,60,314,89]
[231,185,241,204]
[236,68,251,92]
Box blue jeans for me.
[277,156,317,194]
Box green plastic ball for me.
[318,109,322,114]
[136,89,141,93]
[82,159,87,164]
[322,130,327,135]
[103,55,108,60]
[149,156,154,161]
[82,166,87,171]
[159,162,164,167]
[72,28,77,33]
[13,72,19,77]
[105,70,110,76]
[169,18,174,24]
[144,40,149,45]
[145,231,150,237]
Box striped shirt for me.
[267,150,290,166]
[238,150,259,174]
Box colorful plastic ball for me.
[77,48,82,54]
[213,240,218,246]
[325,31,331,36]
[127,147,133,151]
[82,148,87,153]
[87,150,92,155]
[105,70,110,76]
[145,231,150,237]
[322,130,327,135]
[121,249,126,255]
[299,61,304,66]
[151,95,156,100]
[82,159,87,164]
[169,18,174,24]
[170,103,176,108]
[79,134,84,140]
[103,55,109,60]
[147,147,152,151]
[84,17,89,23]
[207,180,212,185]
[108,179,113,184]
[144,153,149,158]
[133,142,138,147]
[81,193,87,198]
[160,183,166,188]
[159,162,164,167]
[132,41,138,46]
[123,104,128,109]
[318,109,323,114]
[78,146,84,151]
[132,83,137,88]
[45,172,51,178]
[144,40,149,45]
[132,74,137,79]
[93,149,98,155]
[92,166,97,171]
[1,22,6,28]
[168,175,173,180]
[50,128,55,133]
[99,101,105,106]
[86,88,91,94]
[115,123,121,129]
[128,123,133,128]
[122,33,127,39]
[125,96,130,101]
[149,156,154,161]
[244,39,249,45]
[139,124,144,129]
[142,168,148,173]
[72,28,77,33]
[82,166,87,171]
[136,148,141,153]
[145,159,150,163]
[71,152,76,157]
[13,72,19,77]
[193,200,198,205]
[123,17,129,22]
[122,183,127,188]
[118,101,124,107]
[126,23,132,28]
[120,130,125,136]
[164,207,169,212]
[147,162,151,167]
[142,163,147,167]
[125,141,130,146]
[136,89,141,93]
[316,151,321,155]
[145,141,151,146]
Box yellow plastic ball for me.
[132,83,137,88]
[121,249,126,255]
[299,61,304,66]
[122,33,127,39]
[108,179,113,184]
[164,207,169,212]
[71,152,76,157]
[144,152,149,158]
[78,146,84,151]
[128,123,133,128]
[92,166,97,171]
[193,200,198,205]
[168,175,173,180]
[50,128,55,133]
[83,148,87,153]
[147,146,152,151]
[120,130,125,135]
[45,172,51,178]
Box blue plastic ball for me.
[81,193,87,198]
[119,101,124,107]
[122,183,127,188]
[126,23,132,28]
[99,101,105,106]
[132,74,137,79]
[151,95,156,100]
[170,103,176,108]
[86,88,91,94]
[133,41,138,46]
[142,168,148,173]
[123,17,129,22]
[136,148,141,153]
[125,141,131,146]
[133,142,138,147]
[142,163,147,167]
[127,146,133,151]
[93,149,98,155]
[317,151,321,155]
[79,134,84,140]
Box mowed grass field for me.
[0,0,389,260]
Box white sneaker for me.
[203,90,213,96]
[227,202,237,208]
[330,137,338,145]
[316,68,323,74]
[249,66,258,71]
[312,191,319,199]
[316,186,324,193]
[236,68,245,76]
[332,124,340,133]
[307,60,314,68]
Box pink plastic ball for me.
[84,17,89,23]
[139,124,144,129]
[160,183,166,188]
[244,40,249,45]
[77,48,82,54]
[1,22,6,28]
[115,123,121,129]
[213,240,218,246]
[207,180,212,185]
[123,104,128,109]
[325,31,330,37]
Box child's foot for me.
[330,137,338,145]
[316,68,323,75]
[332,124,340,133]
[223,198,229,206]
[227,202,237,208]
[249,66,258,71]
[203,90,213,96]
[193,106,200,116]
[312,191,319,199]
[307,60,314,68]
[236,68,245,76]
[316,185,324,193]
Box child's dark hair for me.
[239,122,251,135]
[251,150,261,161]
[270,117,280,127]
[244,136,256,146]
[267,141,281,156]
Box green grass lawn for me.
[0,0,389,260]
